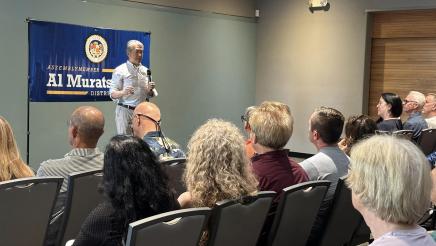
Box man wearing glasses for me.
[110,40,157,135]
[423,93,436,129]
[403,91,428,141]
[131,102,185,160]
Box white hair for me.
[408,91,426,108]
[347,135,432,224]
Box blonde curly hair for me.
[184,119,258,208]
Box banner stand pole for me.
[26,17,31,165]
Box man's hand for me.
[149,81,156,90]
[123,86,135,95]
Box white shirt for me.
[109,60,157,106]
[426,116,436,129]
[370,226,435,246]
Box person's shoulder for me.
[113,62,128,73]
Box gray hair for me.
[408,91,426,108]
[126,40,144,53]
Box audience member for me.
[376,92,403,132]
[0,116,33,181]
[248,101,308,199]
[403,91,428,141]
[178,119,257,208]
[131,102,185,160]
[338,115,377,156]
[423,93,436,129]
[73,135,179,246]
[37,106,105,246]
[347,135,435,245]
[37,106,105,193]
[241,106,257,159]
[299,106,349,245]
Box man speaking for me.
[110,40,157,134]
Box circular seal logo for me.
[85,35,108,63]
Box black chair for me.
[207,191,276,246]
[56,169,104,246]
[160,158,186,197]
[418,128,436,155]
[393,129,414,141]
[317,177,370,246]
[0,177,62,246]
[125,207,211,246]
[267,181,331,246]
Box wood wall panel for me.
[368,37,436,118]
[373,10,436,38]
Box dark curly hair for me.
[103,135,177,231]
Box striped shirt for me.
[36,148,103,193]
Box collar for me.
[409,111,422,118]
[144,131,162,138]
[251,149,289,162]
[65,148,101,157]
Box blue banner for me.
[28,20,150,102]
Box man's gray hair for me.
[126,40,144,53]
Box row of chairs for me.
[0,163,369,246]
[376,128,436,155]
[125,177,369,246]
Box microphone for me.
[146,69,158,98]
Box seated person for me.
[338,115,377,156]
[403,91,428,141]
[376,92,403,132]
[347,135,435,245]
[241,106,257,159]
[248,101,308,199]
[73,135,180,246]
[178,119,257,208]
[0,116,33,181]
[299,106,349,245]
[132,102,185,160]
[423,93,436,129]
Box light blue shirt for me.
[109,60,156,106]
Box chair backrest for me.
[207,191,276,246]
[393,130,414,141]
[418,128,436,155]
[0,177,62,246]
[126,207,211,246]
[317,177,369,246]
[160,158,186,197]
[57,169,104,246]
[268,181,331,246]
[375,130,390,135]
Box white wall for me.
[256,0,436,154]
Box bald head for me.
[69,106,104,146]
[132,102,161,138]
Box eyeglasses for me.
[134,113,161,125]
[402,99,417,105]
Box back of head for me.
[185,119,257,207]
[70,106,104,146]
[408,91,426,109]
[103,135,174,223]
[249,101,293,149]
[310,107,344,144]
[347,135,431,225]
[344,115,377,147]
[382,92,403,117]
[0,116,33,181]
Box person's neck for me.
[360,207,416,239]
[253,144,277,155]
[129,60,140,67]
[73,142,96,149]
[426,111,436,118]
[315,141,337,151]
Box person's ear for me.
[71,126,79,138]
